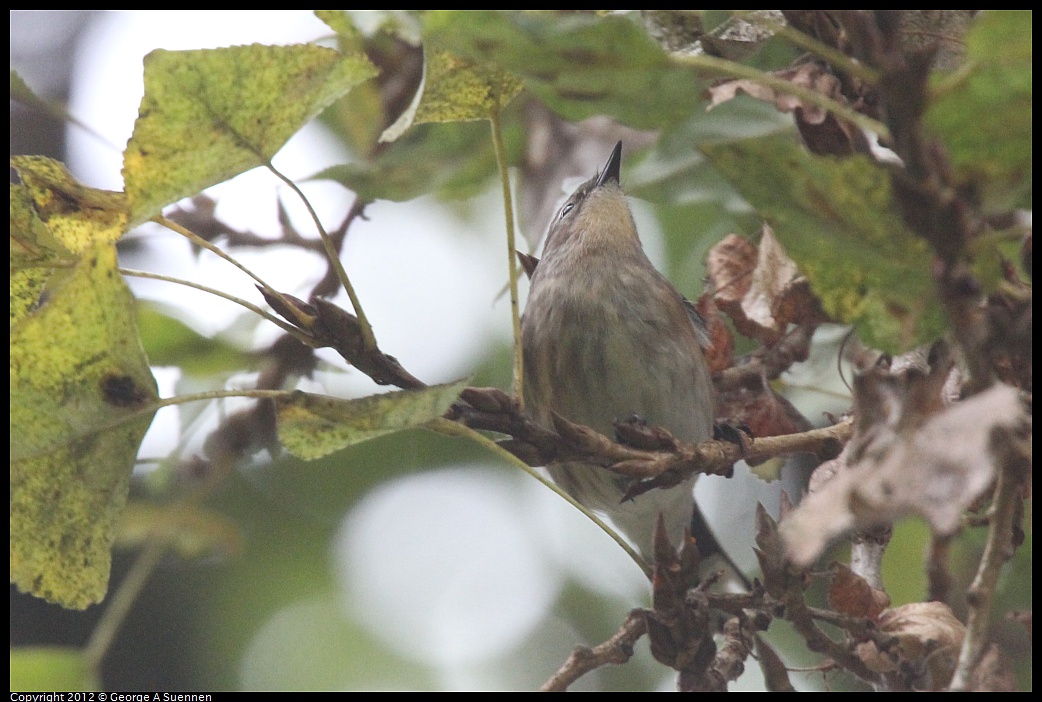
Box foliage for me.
[9,9,1031,692]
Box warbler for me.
[522,141,717,563]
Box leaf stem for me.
[488,109,525,410]
[265,163,378,352]
[82,450,243,680]
[153,388,292,408]
[155,215,276,291]
[730,10,882,85]
[82,536,168,679]
[674,52,890,139]
[949,458,1021,689]
[119,268,313,344]
[430,418,650,578]
[153,214,331,350]
[11,390,293,465]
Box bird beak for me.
[597,141,622,187]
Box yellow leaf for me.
[10,155,127,252]
[10,244,158,609]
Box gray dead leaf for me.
[782,381,1022,566]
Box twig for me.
[714,324,816,391]
[310,197,368,300]
[260,290,425,389]
[540,610,648,691]
[926,533,954,604]
[948,431,1026,690]
[450,389,852,490]
[781,573,883,685]
[708,616,757,688]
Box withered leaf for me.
[782,382,1022,566]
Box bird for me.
[522,141,719,564]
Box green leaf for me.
[277,380,470,460]
[423,11,704,129]
[9,647,97,692]
[10,243,158,609]
[317,13,424,156]
[314,10,365,45]
[627,94,791,207]
[115,503,245,560]
[122,43,378,226]
[313,120,499,202]
[702,134,944,352]
[380,48,523,142]
[926,10,1032,210]
[137,302,253,375]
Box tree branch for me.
[540,610,648,692]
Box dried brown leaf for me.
[707,233,757,309]
[716,377,814,441]
[879,601,965,691]
[708,62,870,155]
[708,64,843,119]
[743,225,799,341]
[693,294,735,374]
[828,562,890,620]
[708,226,824,345]
[753,503,789,598]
